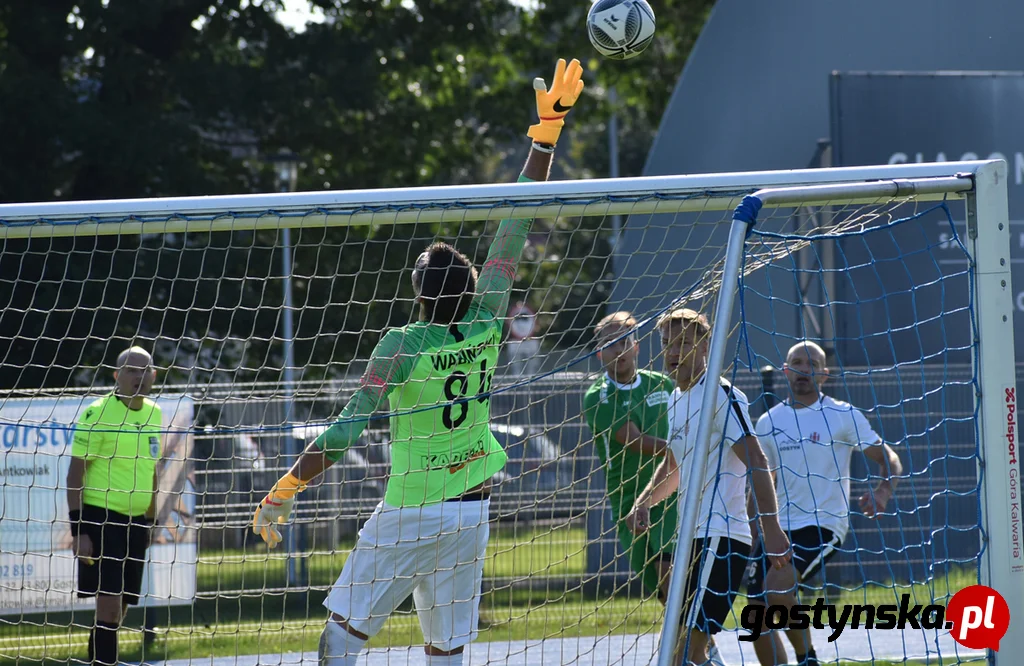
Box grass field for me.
[0,525,980,666]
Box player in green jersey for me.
[251,58,585,666]
[583,312,728,665]
[583,311,677,600]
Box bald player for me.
[745,341,903,666]
[68,346,162,666]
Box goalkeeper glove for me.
[252,472,306,549]
[527,57,585,147]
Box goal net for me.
[0,160,1018,666]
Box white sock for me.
[424,652,464,666]
[318,621,366,666]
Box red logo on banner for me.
[1008,388,1018,466]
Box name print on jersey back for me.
[431,339,492,373]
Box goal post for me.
[969,160,1023,658]
[652,160,1023,666]
[0,158,1018,666]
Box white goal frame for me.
[635,160,1021,666]
[0,159,1018,665]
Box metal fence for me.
[189,372,597,545]
[741,363,979,587]
[187,362,981,595]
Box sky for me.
[275,0,540,32]
[274,0,326,32]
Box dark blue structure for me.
[598,0,1024,589]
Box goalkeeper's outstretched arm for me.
[251,57,586,548]
[251,331,408,548]
[475,57,585,319]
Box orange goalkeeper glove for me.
[252,472,306,549]
[527,58,585,146]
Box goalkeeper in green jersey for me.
[250,58,584,666]
[583,311,677,601]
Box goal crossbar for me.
[0,161,986,239]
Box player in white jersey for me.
[745,341,903,666]
[625,308,791,666]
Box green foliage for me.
[521,0,715,179]
[0,0,713,389]
[489,0,716,352]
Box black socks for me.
[796,648,819,666]
[91,621,119,666]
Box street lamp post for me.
[269,150,303,588]
[608,86,621,274]
[585,85,629,596]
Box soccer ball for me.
[586,0,656,60]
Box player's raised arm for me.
[251,58,585,549]
[475,58,584,319]
[252,329,412,548]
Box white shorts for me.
[324,498,490,651]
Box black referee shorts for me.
[679,537,750,635]
[745,525,842,600]
[76,505,151,605]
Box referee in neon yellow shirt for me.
[66,346,162,666]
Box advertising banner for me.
[830,71,1024,367]
[0,394,197,615]
[831,71,1024,578]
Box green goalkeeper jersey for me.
[311,176,537,507]
[377,300,505,506]
[583,369,675,522]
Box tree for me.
[0,0,714,390]
[501,0,716,351]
